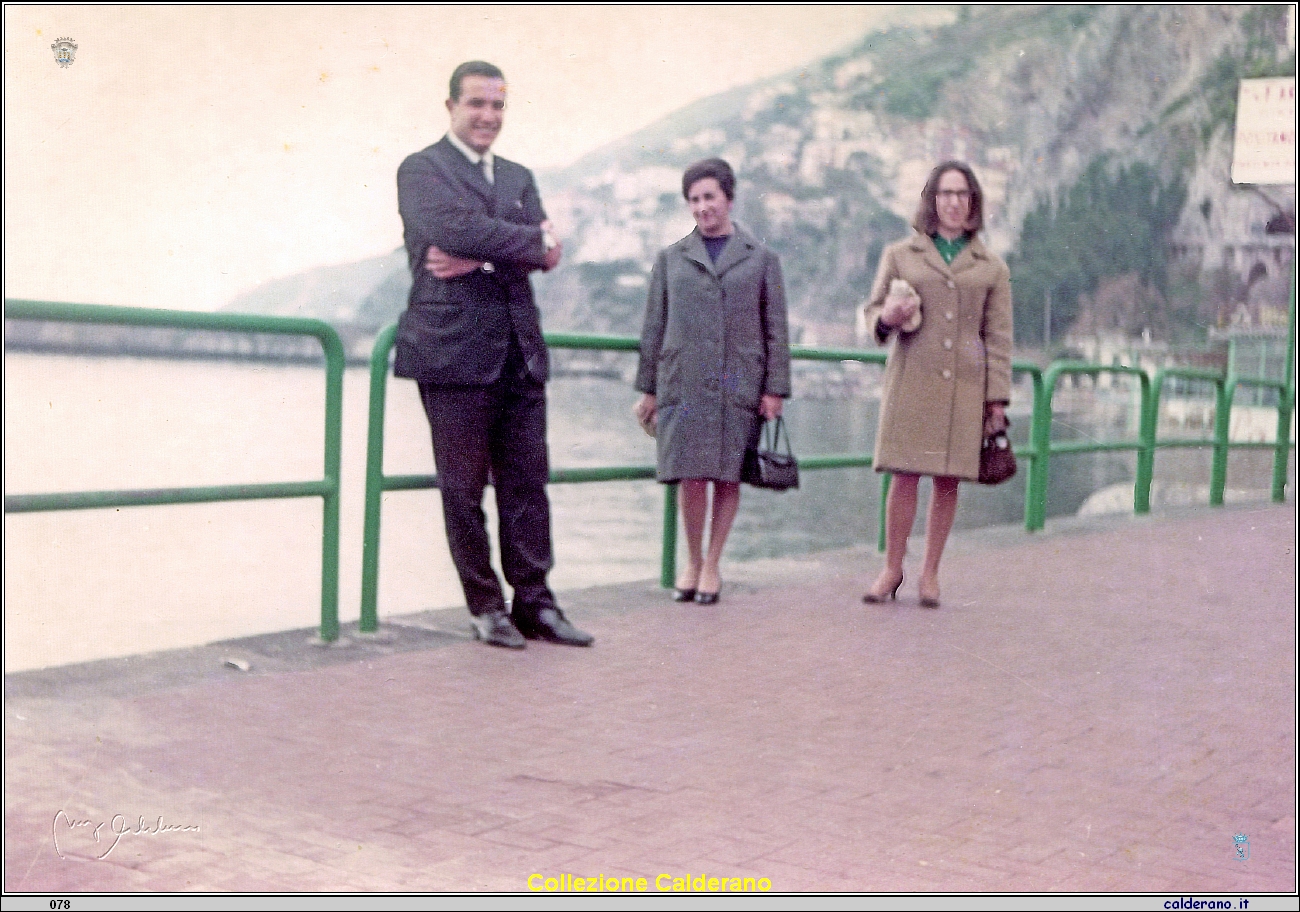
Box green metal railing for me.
[359,325,1293,626]
[9,301,1289,640]
[3,299,346,642]
[1139,366,1228,513]
[356,332,892,630]
[358,326,665,632]
[1025,362,1295,531]
[357,328,1052,627]
[1025,363,1151,531]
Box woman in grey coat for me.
[635,158,792,604]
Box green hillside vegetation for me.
[1007,4,1292,348]
[853,5,1099,119]
[1009,158,1186,346]
[1197,5,1297,144]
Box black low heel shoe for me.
[672,588,697,602]
[695,587,721,605]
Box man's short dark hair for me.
[450,61,505,101]
[912,160,985,235]
[682,158,736,200]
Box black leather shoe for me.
[513,607,594,647]
[694,587,721,605]
[470,611,526,649]
[672,588,696,602]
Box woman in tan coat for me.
[861,161,1013,607]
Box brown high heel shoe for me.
[863,569,904,603]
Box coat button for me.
[945,311,955,321]
[942,369,953,380]
[943,339,953,350]
[947,280,956,289]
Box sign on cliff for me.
[1231,77,1296,186]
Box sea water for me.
[3,353,1243,672]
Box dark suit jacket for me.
[394,136,551,384]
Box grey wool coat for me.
[635,225,792,483]
[863,232,1013,481]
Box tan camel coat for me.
[863,232,1013,480]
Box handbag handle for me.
[764,416,794,457]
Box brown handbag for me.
[978,428,1017,485]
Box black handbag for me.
[742,417,799,491]
[978,429,1017,485]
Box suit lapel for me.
[492,161,523,219]
[433,137,494,208]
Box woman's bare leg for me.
[919,475,960,605]
[866,472,918,600]
[677,479,708,591]
[699,481,740,594]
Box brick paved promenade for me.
[5,504,1295,893]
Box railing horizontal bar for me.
[5,298,339,343]
[381,474,440,492]
[1152,439,1293,451]
[5,480,331,513]
[798,454,874,470]
[1231,377,1288,392]
[1157,367,1232,382]
[1221,441,1293,450]
[381,456,919,491]
[790,347,886,363]
[1049,440,1142,455]
[1050,361,1151,376]
[1153,439,1217,449]
[550,466,656,483]
[542,333,641,352]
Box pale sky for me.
[4,5,954,312]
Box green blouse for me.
[931,233,969,265]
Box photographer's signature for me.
[53,810,199,860]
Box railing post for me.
[359,323,399,633]
[1275,267,1296,503]
[1025,364,1059,531]
[1210,378,1236,506]
[1136,369,1163,515]
[1018,366,1044,532]
[661,482,678,588]
[1273,387,1294,503]
[1133,370,1153,515]
[877,472,891,552]
[317,327,345,644]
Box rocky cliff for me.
[228,5,1295,349]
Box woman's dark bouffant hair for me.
[682,158,735,200]
[912,160,984,235]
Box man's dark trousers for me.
[418,342,557,621]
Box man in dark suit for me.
[394,60,593,650]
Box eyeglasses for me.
[936,190,971,201]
